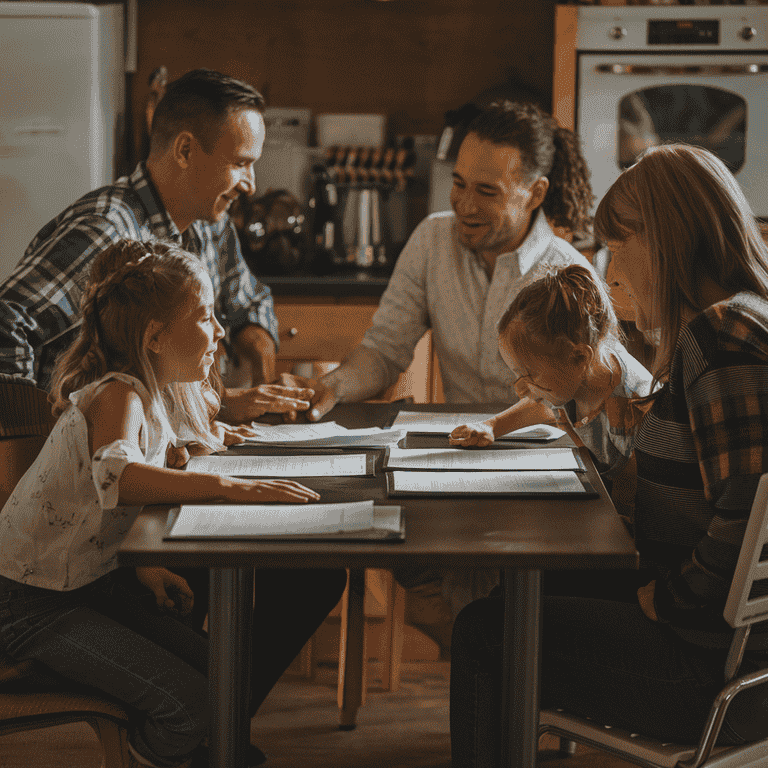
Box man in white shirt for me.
[288,102,597,655]
[299,101,596,424]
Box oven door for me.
[577,52,768,218]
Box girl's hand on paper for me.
[229,478,322,504]
[166,441,212,468]
[165,421,253,468]
[449,422,495,448]
[211,420,262,445]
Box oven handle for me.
[596,63,768,76]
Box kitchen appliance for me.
[0,2,127,284]
[554,4,768,218]
[254,107,320,205]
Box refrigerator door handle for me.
[14,125,65,135]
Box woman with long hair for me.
[450,144,768,766]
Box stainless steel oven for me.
[555,5,768,218]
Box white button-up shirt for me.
[328,209,595,404]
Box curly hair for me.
[467,101,595,239]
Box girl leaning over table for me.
[449,144,768,767]
[449,261,654,517]
[0,239,346,768]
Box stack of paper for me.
[390,411,565,442]
[389,470,588,496]
[186,453,371,477]
[166,499,404,540]
[384,447,582,472]
[383,446,593,497]
[241,421,406,447]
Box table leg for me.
[338,568,367,729]
[500,568,541,768]
[209,568,254,768]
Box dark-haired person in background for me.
[283,101,599,653]
[0,67,313,421]
[295,100,596,421]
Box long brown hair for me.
[594,143,768,388]
[50,239,224,452]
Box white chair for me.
[539,472,768,768]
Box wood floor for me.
[0,665,637,768]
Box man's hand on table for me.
[277,373,340,422]
[220,384,314,422]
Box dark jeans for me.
[449,569,768,768]
[0,566,346,768]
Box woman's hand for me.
[135,567,194,616]
[449,422,495,447]
[225,478,322,504]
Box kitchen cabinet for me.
[273,284,443,404]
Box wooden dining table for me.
[117,401,637,768]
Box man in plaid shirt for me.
[0,68,312,422]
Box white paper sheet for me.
[390,470,586,495]
[240,422,405,447]
[168,500,376,538]
[390,411,565,441]
[385,447,580,472]
[186,453,369,477]
[242,422,344,441]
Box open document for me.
[186,453,372,477]
[239,421,406,448]
[387,470,596,498]
[383,447,584,472]
[390,411,565,441]
[166,500,404,541]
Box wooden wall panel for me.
[131,0,557,153]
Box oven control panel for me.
[647,19,719,46]
[576,6,768,51]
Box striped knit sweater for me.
[635,291,768,647]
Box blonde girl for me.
[450,262,652,477]
[0,239,345,768]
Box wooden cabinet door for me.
[274,301,441,403]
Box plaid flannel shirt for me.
[0,162,278,390]
[634,291,768,643]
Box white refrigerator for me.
[0,2,125,284]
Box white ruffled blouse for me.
[0,373,172,591]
